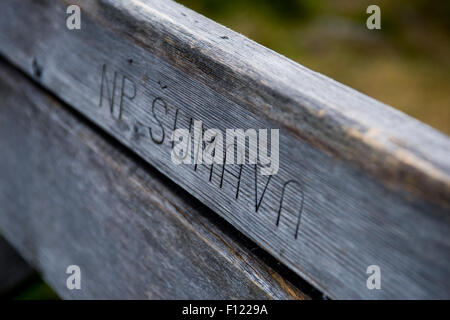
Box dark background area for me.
[3,0,449,300]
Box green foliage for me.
[11,276,60,300]
[178,0,450,134]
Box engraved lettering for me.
[254,164,272,212]
[277,180,304,239]
[171,108,179,149]
[99,64,117,114]
[150,97,167,144]
[118,75,136,120]
[96,62,304,240]
[219,144,244,198]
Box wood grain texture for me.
[0,60,308,300]
[0,0,449,298]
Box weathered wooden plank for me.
[0,0,449,298]
[0,60,309,299]
[0,237,34,295]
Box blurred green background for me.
[7,276,59,300]
[177,0,450,134]
[0,234,59,300]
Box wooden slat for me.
[0,0,449,298]
[0,60,308,299]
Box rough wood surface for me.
[0,60,308,300]
[0,0,449,298]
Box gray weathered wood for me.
[0,60,308,300]
[0,0,449,298]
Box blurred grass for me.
[0,233,59,300]
[177,0,450,134]
[10,276,59,300]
